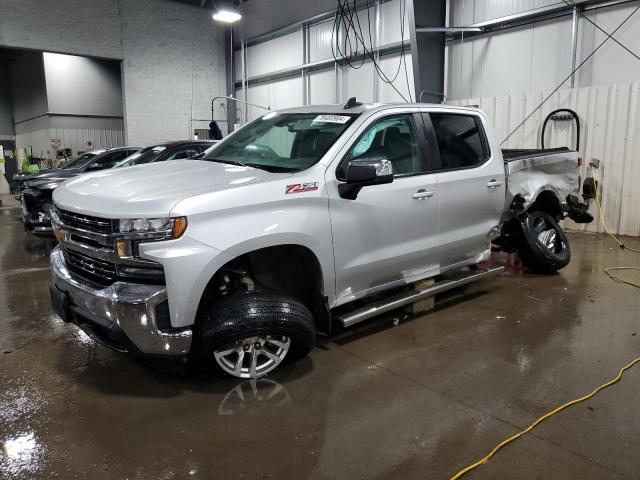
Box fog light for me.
[115,239,133,257]
[53,225,65,242]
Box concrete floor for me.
[1,197,640,480]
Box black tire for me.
[517,210,571,274]
[191,292,316,377]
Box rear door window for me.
[429,114,489,170]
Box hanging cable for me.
[500,3,640,145]
[332,0,411,102]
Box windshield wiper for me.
[205,158,249,167]
[204,158,296,173]
[243,163,297,173]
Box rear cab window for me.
[429,113,490,171]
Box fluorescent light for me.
[213,9,241,23]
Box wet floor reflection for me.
[3,204,640,478]
[217,378,292,416]
[1,432,45,479]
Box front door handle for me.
[487,179,504,189]
[412,189,435,200]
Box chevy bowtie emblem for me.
[285,182,319,194]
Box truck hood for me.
[52,160,291,218]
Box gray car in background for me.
[20,147,140,236]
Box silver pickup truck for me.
[48,102,592,378]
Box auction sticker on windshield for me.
[312,115,351,124]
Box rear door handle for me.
[412,189,435,200]
[487,179,504,189]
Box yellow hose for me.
[449,165,640,480]
[449,357,640,480]
[591,165,640,254]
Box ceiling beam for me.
[446,0,636,40]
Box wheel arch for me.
[196,242,332,335]
[528,188,563,220]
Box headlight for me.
[117,217,188,239]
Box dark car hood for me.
[14,169,56,181]
[19,168,81,182]
[23,171,82,190]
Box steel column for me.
[570,6,580,88]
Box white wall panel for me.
[377,52,414,103]
[15,129,51,160]
[49,128,124,154]
[529,16,573,91]
[340,61,375,103]
[378,0,411,46]
[236,76,304,122]
[450,0,562,25]
[447,2,640,101]
[447,16,573,99]
[309,68,337,104]
[449,82,640,236]
[269,76,304,110]
[245,31,303,77]
[579,4,640,87]
[309,20,335,62]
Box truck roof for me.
[277,103,483,115]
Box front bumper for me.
[24,217,53,236]
[21,193,54,236]
[50,246,192,356]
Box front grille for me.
[62,247,166,287]
[22,191,47,212]
[57,208,114,234]
[63,249,117,287]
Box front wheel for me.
[517,211,571,273]
[191,292,316,378]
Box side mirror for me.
[339,157,393,200]
[86,163,103,171]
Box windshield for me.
[58,151,101,170]
[115,146,167,168]
[202,112,358,172]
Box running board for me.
[338,266,505,328]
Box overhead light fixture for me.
[212,9,241,23]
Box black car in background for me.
[20,141,216,236]
[12,147,140,197]
[20,147,139,236]
[114,140,216,168]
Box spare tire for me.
[517,211,571,273]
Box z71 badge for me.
[285,182,319,194]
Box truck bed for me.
[501,147,579,214]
